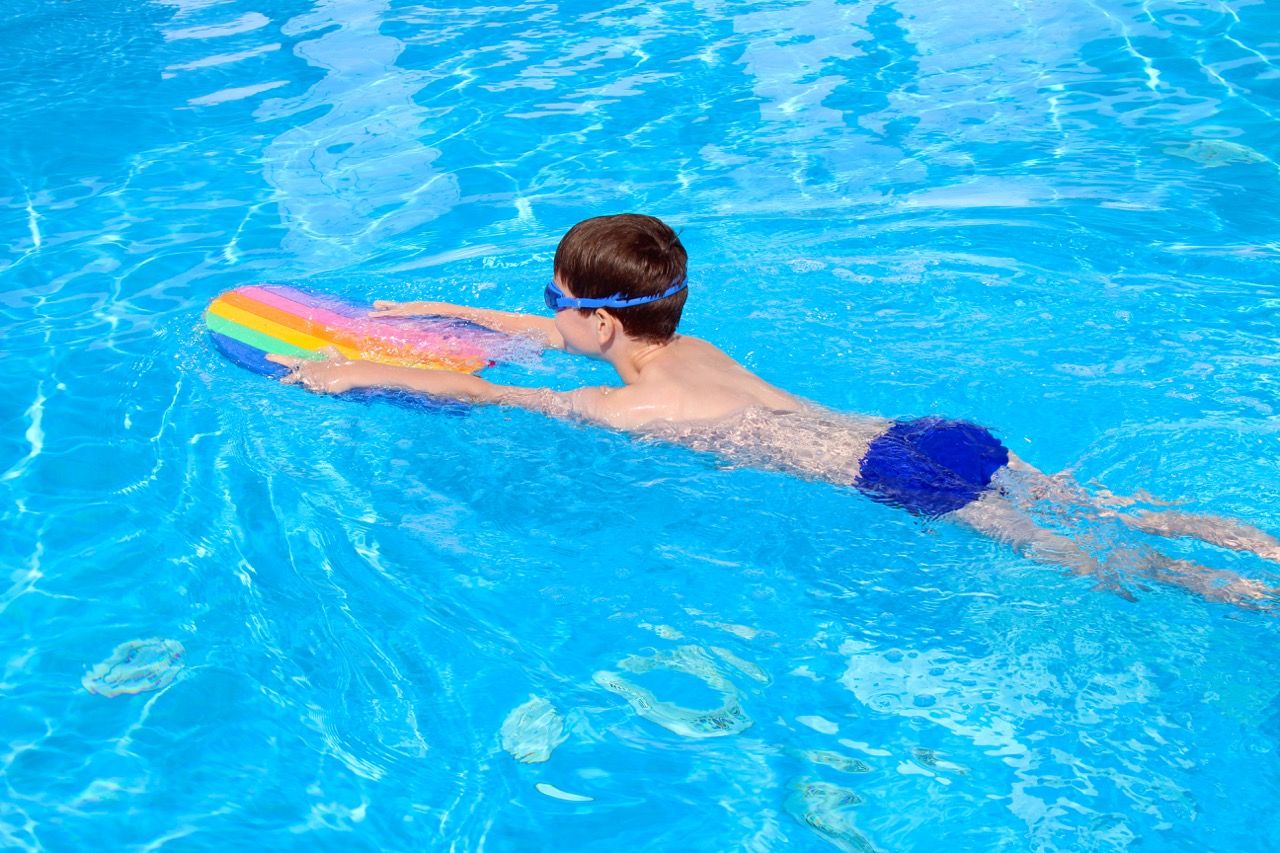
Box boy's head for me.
[553,214,688,343]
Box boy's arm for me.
[370,300,565,350]
[265,352,607,422]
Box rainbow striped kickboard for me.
[206,284,510,405]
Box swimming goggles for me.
[544,278,687,312]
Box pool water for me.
[3,0,1279,848]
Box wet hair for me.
[553,213,688,343]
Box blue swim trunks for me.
[855,417,1009,517]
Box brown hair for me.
[553,213,688,343]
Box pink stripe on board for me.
[256,284,361,317]
[235,286,490,360]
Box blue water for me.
[3,0,1279,848]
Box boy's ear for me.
[593,309,619,348]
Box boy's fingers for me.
[265,353,305,383]
[266,353,310,370]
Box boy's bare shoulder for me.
[672,334,733,359]
[566,384,673,430]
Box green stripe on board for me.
[206,312,321,359]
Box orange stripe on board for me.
[220,289,357,350]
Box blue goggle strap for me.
[553,279,687,309]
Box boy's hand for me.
[266,349,366,394]
[370,300,451,317]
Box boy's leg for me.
[951,478,1276,607]
[949,490,1103,578]
[1120,510,1280,563]
[1008,454,1280,563]
[1143,557,1275,605]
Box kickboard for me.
[205,284,510,409]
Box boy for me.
[268,214,1279,605]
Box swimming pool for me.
[2,0,1278,848]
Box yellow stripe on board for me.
[205,312,322,360]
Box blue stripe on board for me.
[210,331,288,378]
[209,331,467,415]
